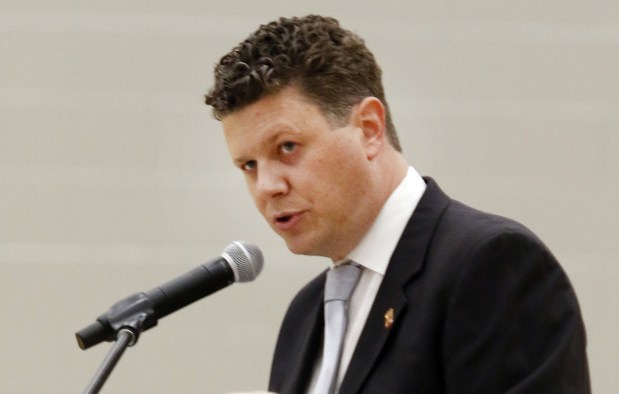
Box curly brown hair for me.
[205,15,401,151]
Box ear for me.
[353,97,387,160]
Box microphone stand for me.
[77,293,156,393]
[83,328,136,394]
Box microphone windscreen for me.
[223,240,264,283]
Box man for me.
[205,15,590,393]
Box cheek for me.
[244,179,265,211]
[311,153,367,204]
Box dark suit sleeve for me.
[442,230,590,393]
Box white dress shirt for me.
[309,166,427,393]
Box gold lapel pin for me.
[384,308,395,329]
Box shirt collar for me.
[346,166,426,275]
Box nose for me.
[255,163,289,198]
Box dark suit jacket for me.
[269,178,590,393]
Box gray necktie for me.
[313,263,362,394]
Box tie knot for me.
[324,263,362,303]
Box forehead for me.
[226,86,318,122]
[222,86,329,144]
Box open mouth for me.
[276,215,293,224]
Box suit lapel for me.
[278,273,326,394]
[340,178,451,393]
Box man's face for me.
[222,86,377,260]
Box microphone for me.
[75,241,263,350]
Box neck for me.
[329,150,408,262]
[374,149,409,202]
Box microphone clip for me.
[76,292,158,350]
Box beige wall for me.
[1,1,617,392]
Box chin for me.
[284,238,319,257]
[285,239,338,260]
[285,243,311,256]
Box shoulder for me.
[435,197,549,262]
[413,185,568,300]
[418,178,544,256]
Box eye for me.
[241,160,257,171]
[280,141,297,154]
